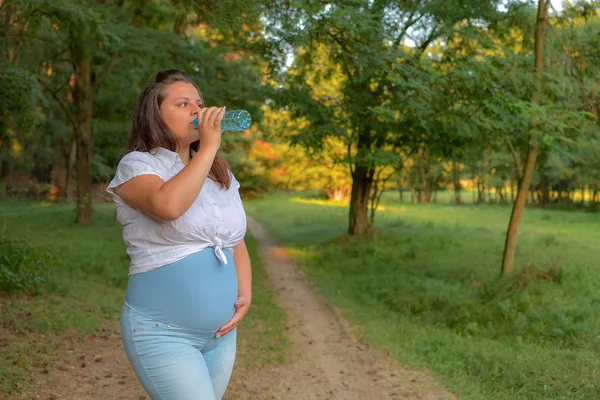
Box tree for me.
[2,0,165,223]
[501,0,550,275]
[501,0,598,275]
[263,0,508,236]
[1,0,266,223]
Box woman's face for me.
[160,81,203,148]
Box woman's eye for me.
[178,102,187,108]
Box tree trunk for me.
[51,136,69,198]
[71,32,94,224]
[510,181,515,201]
[482,165,487,203]
[66,137,77,202]
[0,110,7,179]
[369,180,385,228]
[529,188,535,205]
[408,168,415,204]
[506,135,523,183]
[397,170,404,202]
[477,175,485,203]
[453,160,462,204]
[540,172,550,207]
[398,182,404,203]
[498,187,505,203]
[419,154,430,204]
[501,0,549,277]
[348,165,373,236]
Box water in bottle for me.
[193,109,251,131]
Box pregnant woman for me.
[106,69,252,400]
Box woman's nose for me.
[191,103,201,114]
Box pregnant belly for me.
[125,248,238,331]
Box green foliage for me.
[1,0,267,188]
[259,1,600,230]
[0,231,55,295]
[0,65,46,115]
[224,153,273,196]
[3,0,600,220]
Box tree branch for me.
[347,140,355,177]
[0,33,57,44]
[394,12,424,48]
[506,135,523,180]
[327,30,355,81]
[369,166,398,225]
[92,51,119,95]
[416,27,439,57]
[37,78,77,130]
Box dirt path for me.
[233,217,456,400]
[15,218,455,400]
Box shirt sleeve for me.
[106,151,163,196]
[229,170,241,191]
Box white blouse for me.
[106,147,247,276]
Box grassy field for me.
[0,201,288,396]
[244,194,600,400]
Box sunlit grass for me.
[245,195,600,400]
[290,197,348,207]
[290,196,391,211]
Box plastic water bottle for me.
[193,109,251,131]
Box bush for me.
[0,233,56,295]
[4,171,42,199]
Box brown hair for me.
[127,69,231,189]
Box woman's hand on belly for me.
[215,296,251,338]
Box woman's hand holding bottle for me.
[196,106,226,151]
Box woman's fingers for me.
[215,106,226,130]
[196,106,224,149]
[216,315,241,338]
[197,106,225,129]
[215,297,250,338]
[201,106,219,127]
[234,296,249,308]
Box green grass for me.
[0,200,288,395]
[236,232,289,367]
[244,194,600,400]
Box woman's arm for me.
[233,239,252,303]
[216,239,252,337]
[114,106,224,221]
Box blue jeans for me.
[120,305,237,400]
[120,248,239,399]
